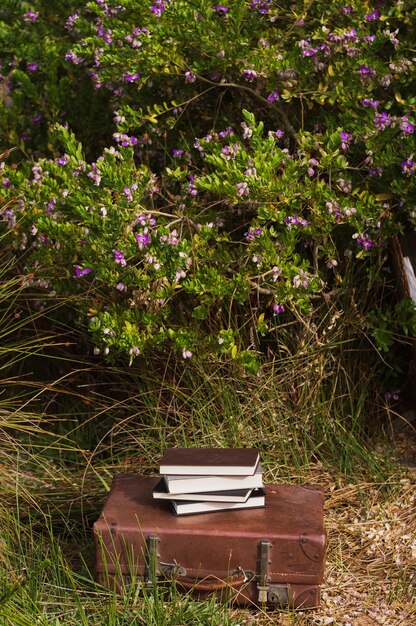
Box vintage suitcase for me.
[94,474,326,609]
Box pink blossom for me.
[236,182,249,196]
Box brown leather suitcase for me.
[94,474,326,609]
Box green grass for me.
[1,350,407,625]
[0,503,244,626]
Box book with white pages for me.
[164,464,263,494]
[170,488,266,516]
[152,479,253,502]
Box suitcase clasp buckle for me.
[160,559,187,578]
[144,535,161,588]
[145,535,188,582]
[257,540,272,603]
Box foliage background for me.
[0,2,415,624]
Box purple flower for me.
[242,69,257,82]
[182,348,193,359]
[401,157,416,176]
[306,158,319,177]
[298,39,318,59]
[97,26,113,44]
[128,346,140,366]
[221,144,239,160]
[87,163,102,186]
[113,132,138,146]
[136,230,151,250]
[187,182,198,196]
[2,177,11,187]
[400,117,414,136]
[23,11,39,23]
[150,0,167,17]
[251,0,272,14]
[124,72,140,82]
[267,90,280,103]
[341,5,353,14]
[359,65,376,77]
[194,139,203,152]
[361,98,379,108]
[31,114,43,124]
[172,149,184,157]
[246,227,263,241]
[218,127,233,138]
[369,166,383,177]
[284,215,309,227]
[374,112,393,131]
[385,29,400,48]
[272,303,285,315]
[365,9,380,21]
[236,182,249,196]
[113,249,127,266]
[26,62,39,71]
[340,131,353,151]
[241,122,252,139]
[123,184,138,202]
[137,213,156,227]
[364,35,376,43]
[65,13,80,30]
[74,265,91,277]
[45,197,57,214]
[160,229,179,245]
[353,233,373,248]
[65,50,81,65]
[216,5,229,12]
[337,177,352,193]
[272,266,282,282]
[175,267,186,281]
[185,70,196,83]
[293,269,312,289]
[57,155,70,166]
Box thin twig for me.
[193,74,298,141]
[248,280,274,295]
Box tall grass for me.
[92,306,392,483]
[0,501,244,626]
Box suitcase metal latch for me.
[257,540,271,603]
[257,540,290,605]
[144,535,187,584]
[267,584,290,605]
[144,535,161,588]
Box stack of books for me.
[152,448,265,516]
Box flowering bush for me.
[1,0,415,372]
[0,1,112,156]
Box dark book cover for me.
[159,447,260,476]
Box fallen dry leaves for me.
[233,468,415,626]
